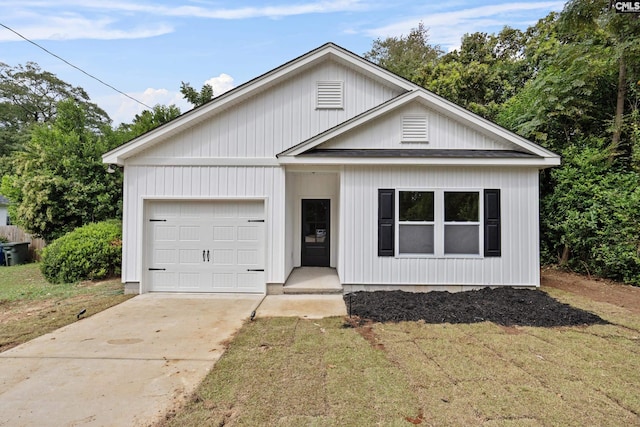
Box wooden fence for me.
[0,226,46,261]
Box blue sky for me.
[0,1,565,125]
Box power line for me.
[0,22,153,110]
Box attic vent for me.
[402,115,429,142]
[316,81,343,109]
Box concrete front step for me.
[280,267,343,296]
[283,287,343,295]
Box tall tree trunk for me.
[611,55,627,153]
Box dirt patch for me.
[344,286,608,327]
[541,268,640,314]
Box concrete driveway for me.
[0,293,262,427]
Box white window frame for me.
[396,189,484,258]
[397,190,435,255]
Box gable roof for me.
[277,89,559,167]
[103,42,415,165]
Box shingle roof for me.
[300,149,537,158]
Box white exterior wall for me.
[321,103,519,151]
[134,60,403,160]
[340,166,540,287]
[122,165,286,286]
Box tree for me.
[422,27,532,120]
[114,104,181,143]
[0,62,110,157]
[496,4,640,282]
[364,22,443,83]
[0,99,122,241]
[559,0,640,159]
[180,81,214,107]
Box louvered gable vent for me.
[316,81,343,109]
[402,115,429,142]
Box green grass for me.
[0,263,94,301]
[159,290,640,426]
[0,263,132,352]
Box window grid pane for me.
[399,224,434,254]
[444,224,479,254]
[444,192,479,222]
[399,191,434,221]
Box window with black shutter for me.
[378,189,395,256]
[484,189,501,257]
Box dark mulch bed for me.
[344,288,608,327]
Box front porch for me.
[269,267,342,295]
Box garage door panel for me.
[179,225,203,241]
[237,272,263,290]
[150,271,177,290]
[237,225,260,241]
[178,272,201,290]
[153,248,177,265]
[179,249,206,265]
[237,249,258,265]
[146,200,265,293]
[154,225,178,241]
[213,226,235,241]
[211,273,235,290]
[211,249,234,265]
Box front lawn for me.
[0,263,132,352]
[159,277,640,426]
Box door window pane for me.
[399,191,434,221]
[399,225,434,254]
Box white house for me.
[0,196,9,226]
[103,43,560,295]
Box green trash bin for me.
[2,242,30,266]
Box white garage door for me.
[146,200,265,293]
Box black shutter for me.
[378,189,395,256]
[484,189,501,257]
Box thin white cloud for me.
[4,0,368,19]
[0,16,172,41]
[364,1,565,50]
[0,0,369,42]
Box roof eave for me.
[278,156,561,168]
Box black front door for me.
[301,199,330,267]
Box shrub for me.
[0,236,9,244]
[40,220,122,284]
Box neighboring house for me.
[0,196,9,226]
[103,43,560,295]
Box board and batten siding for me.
[133,60,403,160]
[321,103,520,151]
[123,165,286,286]
[339,166,540,288]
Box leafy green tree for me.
[114,104,181,143]
[364,22,443,83]
[422,27,532,120]
[0,62,110,157]
[0,99,122,241]
[559,0,640,155]
[180,81,214,107]
[496,3,640,283]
